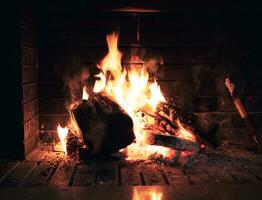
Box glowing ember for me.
[57,125,69,154]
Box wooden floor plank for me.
[96,161,117,186]
[72,163,96,186]
[22,152,63,187]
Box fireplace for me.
[0,0,262,197]
[10,0,262,157]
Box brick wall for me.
[35,2,262,149]
[20,3,39,155]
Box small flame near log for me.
[57,31,196,160]
[57,125,69,155]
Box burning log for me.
[225,76,262,152]
[154,101,219,147]
[148,134,200,152]
[72,92,135,158]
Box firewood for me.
[148,134,200,152]
[155,101,219,147]
[72,92,135,158]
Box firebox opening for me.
[1,0,262,165]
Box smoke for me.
[62,64,98,111]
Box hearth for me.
[1,1,262,198]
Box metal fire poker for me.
[225,76,262,152]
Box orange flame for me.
[57,125,69,154]
[175,119,196,142]
[93,32,172,160]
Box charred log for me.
[148,134,200,152]
[72,92,135,158]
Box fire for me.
[67,31,196,160]
[57,125,69,154]
[93,31,173,159]
[176,119,196,142]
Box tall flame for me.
[93,32,172,159]
[57,125,69,154]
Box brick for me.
[39,114,70,132]
[23,83,38,102]
[24,133,39,156]
[22,67,37,83]
[39,98,67,115]
[40,30,215,48]
[24,117,39,141]
[39,47,216,65]
[21,25,36,47]
[23,100,38,122]
[39,81,64,98]
[46,13,217,32]
[21,47,37,65]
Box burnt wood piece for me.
[156,101,219,147]
[225,77,262,152]
[148,134,200,152]
[72,92,135,158]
